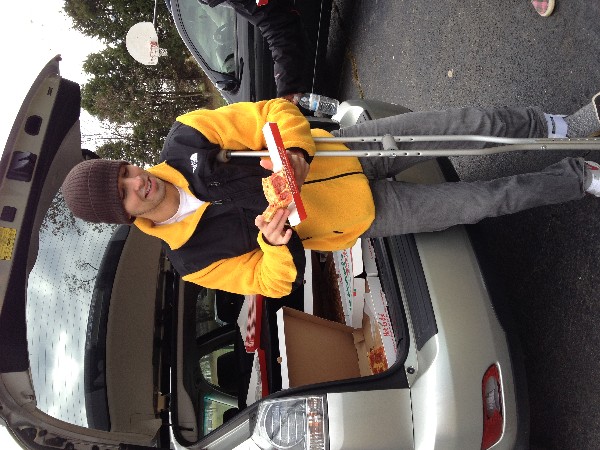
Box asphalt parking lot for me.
[324,1,600,448]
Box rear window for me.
[26,191,116,428]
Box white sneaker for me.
[585,161,600,197]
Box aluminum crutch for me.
[218,134,600,161]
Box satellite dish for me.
[126,22,167,65]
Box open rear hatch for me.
[0,56,173,449]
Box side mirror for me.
[216,78,239,92]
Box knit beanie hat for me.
[61,159,133,224]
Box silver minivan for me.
[0,57,528,450]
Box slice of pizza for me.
[261,171,294,222]
[367,346,389,374]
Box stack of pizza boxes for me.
[330,238,398,373]
[276,237,398,389]
[331,240,364,328]
[361,239,398,371]
[238,294,269,406]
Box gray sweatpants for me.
[333,106,587,236]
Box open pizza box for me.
[241,238,397,393]
[276,304,391,389]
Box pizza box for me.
[361,238,378,276]
[350,239,363,277]
[351,277,366,329]
[365,276,397,367]
[262,122,306,226]
[246,349,269,406]
[303,249,314,315]
[331,248,354,325]
[277,307,379,389]
[239,295,263,353]
[236,296,251,343]
[331,242,367,327]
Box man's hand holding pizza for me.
[256,148,309,245]
[255,208,293,246]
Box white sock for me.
[544,114,568,138]
[585,161,600,197]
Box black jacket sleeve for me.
[201,0,310,96]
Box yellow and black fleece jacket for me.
[134,99,375,298]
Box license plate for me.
[0,227,17,261]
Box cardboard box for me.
[236,297,251,342]
[350,239,363,277]
[262,122,306,225]
[351,278,366,329]
[331,245,368,327]
[240,295,263,353]
[277,307,377,389]
[365,276,397,367]
[361,238,378,276]
[246,349,269,406]
[331,248,354,326]
[303,250,314,315]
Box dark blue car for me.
[166,0,333,103]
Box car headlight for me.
[252,396,328,450]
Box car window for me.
[178,0,236,74]
[193,286,225,336]
[25,191,117,428]
[203,396,235,435]
[179,283,241,439]
[199,345,235,389]
[200,346,237,434]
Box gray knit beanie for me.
[61,159,133,224]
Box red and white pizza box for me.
[262,122,307,226]
[365,276,397,366]
[351,277,366,329]
[243,295,263,353]
[246,349,269,406]
[362,238,378,276]
[350,238,363,277]
[236,296,251,342]
[303,250,314,315]
[331,248,354,326]
[332,245,373,328]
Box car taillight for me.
[481,364,503,449]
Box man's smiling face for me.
[117,164,167,220]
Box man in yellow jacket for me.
[62,96,600,298]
